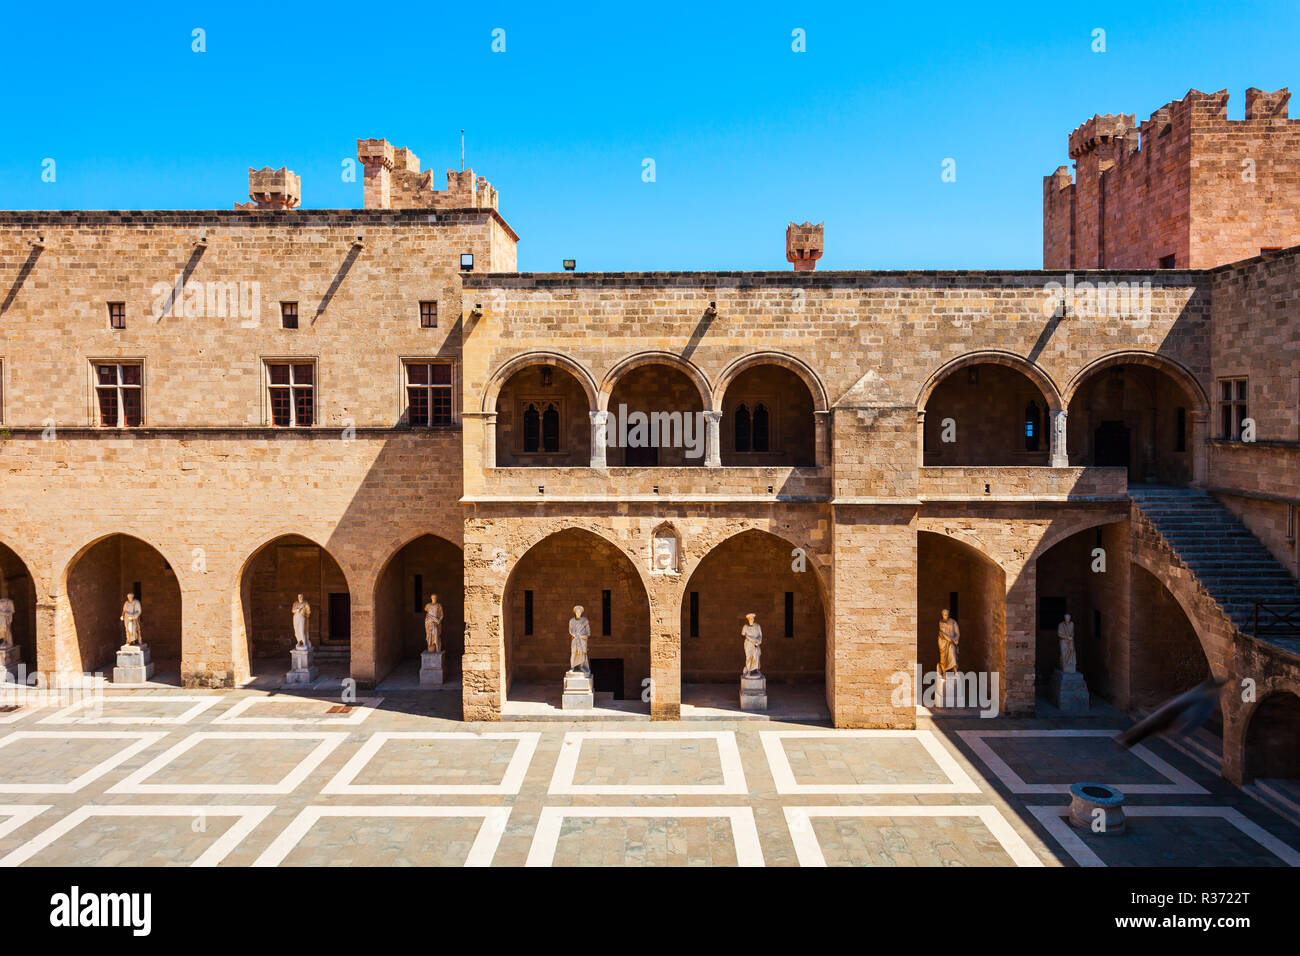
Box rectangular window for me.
[601,589,611,636]
[1287,504,1296,543]
[784,592,794,638]
[1218,378,1248,439]
[280,302,298,330]
[95,362,143,427]
[267,362,314,427]
[133,581,142,602]
[413,574,423,614]
[107,302,126,330]
[406,362,454,426]
[689,592,699,638]
[1158,254,1176,269]
[520,399,563,453]
[419,301,437,328]
[523,590,534,636]
[948,591,959,620]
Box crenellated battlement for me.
[1044,87,1300,270]
[356,138,499,212]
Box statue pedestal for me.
[740,674,767,711]
[113,644,154,683]
[419,650,445,687]
[0,645,23,683]
[935,672,966,708]
[562,670,594,710]
[1050,669,1090,713]
[284,646,319,685]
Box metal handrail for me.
[1254,602,1300,640]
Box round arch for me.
[59,532,185,678]
[1063,350,1209,411]
[598,351,714,412]
[714,351,829,412]
[482,351,599,414]
[1130,551,1228,682]
[232,532,354,681]
[917,530,1007,691]
[916,350,1063,413]
[502,526,652,707]
[371,532,464,683]
[1238,679,1300,781]
[679,527,829,696]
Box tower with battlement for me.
[1044,87,1300,269]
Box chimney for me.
[786,222,824,271]
[236,167,301,209]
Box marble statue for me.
[424,594,444,653]
[937,608,960,675]
[742,612,763,677]
[568,605,590,673]
[0,594,13,649]
[292,594,311,649]
[1058,614,1077,674]
[120,593,143,645]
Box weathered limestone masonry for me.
[460,269,1207,723]
[0,112,1296,774]
[1045,88,1300,270]
[0,188,505,686]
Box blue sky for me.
[2,1,1297,271]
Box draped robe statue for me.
[937,608,960,675]
[292,594,311,649]
[0,595,13,649]
[121,593,143,646]
[742,613,763,677]
[424,595,444,653]
[569,606,591,673]
[1058,614,1077,674]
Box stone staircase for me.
[1128,485,1300,656]
[312,644,351,664]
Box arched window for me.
[1024,401,1041,452]
[542,403,560,453]
[734,404,751,453]
[523,403,540,453]
[753,403,770,452]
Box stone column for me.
[814,410,831,467]
[482,412,498,470]
[916,409,926,470]
[704,411,722,468]
[1049,408,1069,467]
[648,575,682,720]
[589,410,609,468]
[1190,409,1209,487]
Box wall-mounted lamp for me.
[352,235,365,249]
[540,367,553,387]
[29,236,45,250]
[563,259,576,271]
[194,235,208,248]
[703,300,717,320]
[460,253,474,271]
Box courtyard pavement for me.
[0,685,1296,867]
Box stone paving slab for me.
[0,687,1295,868]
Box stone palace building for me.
[0,87,1297,785]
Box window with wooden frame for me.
[519,398,562,453]
[419,301,438,328]
[1218,377,1248,440]
[95,362,143,427]
[732,400,774,453]
[406,361,454,426]
[267,361,314,427]
[107,302,126,330]
[280,302,298,330]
